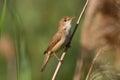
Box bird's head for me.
[58,16,75,31]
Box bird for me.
[40,16,74,72]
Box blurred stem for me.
[7,0,31,80]
[19,37,31,80]
[0,0,7,35]
[85,49,102,80]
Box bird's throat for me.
[65,22,71,35]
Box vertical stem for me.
[85,49,102,80]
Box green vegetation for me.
[0,0,7,35]
[0,0,85,80]
[1,0,119,80]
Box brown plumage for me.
[40,16,74,72]
[41,30,65,72]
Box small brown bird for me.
[40,16,74,72]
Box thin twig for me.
[52,51,66,80]
[77,0,89,24]
[85,49,102,80]
[52,0,88,80]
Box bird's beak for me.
[69,16,75,23]
[71,16,76,20]
[68,16,75,22]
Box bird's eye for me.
[64,19,67,22]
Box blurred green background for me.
[0,0,86,80]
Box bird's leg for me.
[53,53,62,62]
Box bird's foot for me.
[58,59,63,63]
[53,53,63,62]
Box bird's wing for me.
[44,32,62,54]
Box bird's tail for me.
[40,52,51,72]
